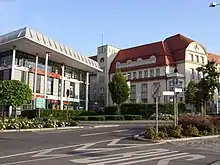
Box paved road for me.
[0,125,219,165]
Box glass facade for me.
[0,50,88,111]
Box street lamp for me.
[209,2,220,7]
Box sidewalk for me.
[78,120,173,125]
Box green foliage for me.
[104,115,124,120]
[104,103,186,118]
[108,70,130,114]
[0,80,32,108]
[196,61,220,114]
[145,126,160,140]
[123,115,142,120]
[87,116,105,121]
[169,125,183,138]
[0,117,77,130]
[21,109,96,119]
[185,80,197,106]
[149,113,174,121]
[183,125,200,137]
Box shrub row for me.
[103,103,186,118]
[21,103,186,119]
[0,117,77,130]
[145,114,220,140]
[21,109,97,119]
[71,115,142,121]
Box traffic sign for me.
[151,84,161,98]
[163,91,174,96]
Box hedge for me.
[21,109,96,119]
[104,103,186,118]
[71,115,142,121]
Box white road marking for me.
[0,138,166,165]
[81,132,110,137]
[107,138,142,146]
[70,148,169,164]
[80,129,128,137]
[113,152,189,165]
[157,154,205,165]
[112,129,129,133]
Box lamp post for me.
[209,2,220,7]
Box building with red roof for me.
[89,34,220,107]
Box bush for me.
[105,115,124,120]
[183,125,200,137]
[145,126,160,140]
[88,116,105,121]
[71,116,88,121]
[0,117,77,130]
[179,114,214,133]
[123,115,142,120]
[21,109,96,119]
[169,125,183,138]
[149,113,174,121]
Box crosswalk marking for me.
[69,148,205,165]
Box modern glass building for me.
[0,27,102,115]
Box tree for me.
[108,70,130,114]
[185,80,197,106]
[196,61,220,115]
[0,80,32,114]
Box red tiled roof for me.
[164,34,194,62]
[109,33,194,73]
[208,53,220,64]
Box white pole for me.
[60,65,65,110]
[33,55,38,110]
[44,53,49,99]
[156,97,159,134]
[217,89,219,114]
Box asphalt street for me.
[0,125,219,165]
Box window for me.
[201,57,204,64]
[99,87,104,93]
[150,69,154,77]
[144,70,148,78]
[138,71,142,79]
[156,69,160,76]
[70,82,75,98]
[36,75,41,93]
[133,72,137,79]
[130,84,136,94]
[190,53,194,61]
[141,83,148,93]
[179,81,183,87]
[127,73,131,80]
[141,98,148,103]
[195,55,199,62]
[47,77,53,95]
[190,68,195,79]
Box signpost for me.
[151,84,161,134]
[35,98,46,118]
[66,89,70,121]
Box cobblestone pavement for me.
[171,138,220,152]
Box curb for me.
[0,125,120,133]
[133,133,220,143]
[91,125,120,128]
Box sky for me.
[0,0,220,56]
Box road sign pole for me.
[173,93,176,126]
[156,96,159,134]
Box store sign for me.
[116,56,156,69]
[30,67,61,79]
[35,98,46,109]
